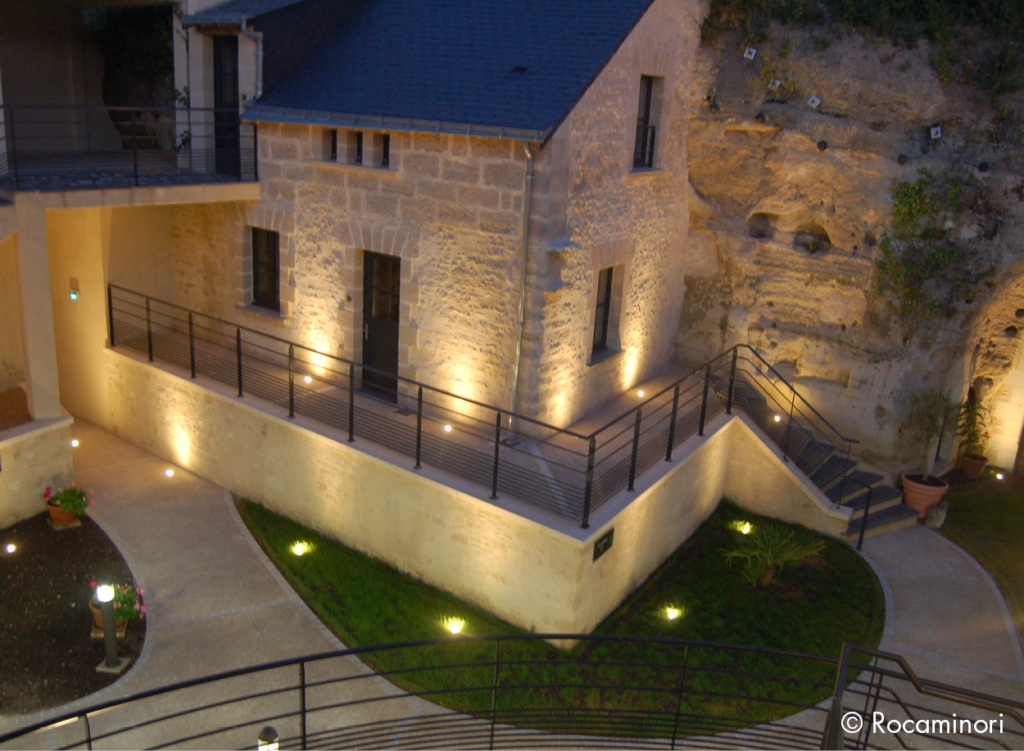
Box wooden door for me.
[362,252,400,399]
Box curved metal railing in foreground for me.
[1,635,1021,750]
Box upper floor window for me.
[592,267,614,352]
[252,228,280,311]
[321,129,390,168]
[633,75,661,169]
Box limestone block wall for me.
[0,417,75,529]
[171,126,529,412]
[106,347,848,634]
[518,0,701,427]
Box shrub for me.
[957,390,991,460]
[901,388,960,480]
[723,523,824,587]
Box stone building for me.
[1,0,920,635]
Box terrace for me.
[0,105,257,192]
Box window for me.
[350,131,363,164]
[633,75,657,169]
[329,129,338,161]
[381,133,390,167]
[592,267,614,352]
[252,228,280,311]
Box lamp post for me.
[95,584,127,674]
[257,726,279,751]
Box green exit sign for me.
[69,290,79,301]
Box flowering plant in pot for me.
[957,390,990,480]
[89,580,146,634]
[43,486,93,526]
[900,388,960,519]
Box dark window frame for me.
[592,267,614,352]
[251,227,280,311]
[633,75,656,169]
[381,133,390,167]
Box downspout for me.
[239,21,263,99]
[508,142,535,440]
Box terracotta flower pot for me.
[90,602,127,638]
[902,474,950,519]
[961,455,988,480]
[46,500,76,527]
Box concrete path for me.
[3,422,1024,747]
[861,525,1024,700]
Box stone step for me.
[795,439,834,477]
[809,456,857,491]
[841,485,904,520]
[844,503,919,542]
[824,471,886,503]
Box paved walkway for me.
[2,421,1023,746]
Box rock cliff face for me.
[676,26,1024,470]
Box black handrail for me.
[3,636,1020,750]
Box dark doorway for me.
[362,252,401,399]
[213,36,240,178]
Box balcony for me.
[0,105,257,192]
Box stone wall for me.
[517,0,702,426]
[105,347,848,634]
[0,417,75,529]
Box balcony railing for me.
[0,104,257,191]
[1,635,1021,749]
[108,285,858,528]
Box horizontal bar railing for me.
[4,635,1020,751]
[0,104,257,190]
[108,285,863,526]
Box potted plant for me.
[44,486,93,527]
[900,388,961,518]
[957,389,990,479]
[89,581,146,638]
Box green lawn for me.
[238,498,882,735]
[942,474,1024,643]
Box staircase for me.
[720,375,919,543]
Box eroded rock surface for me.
[676,26,1024,470]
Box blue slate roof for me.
[182,0,310,24]
[241,0,657,141]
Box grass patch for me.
[238,499,882,735]
[941,473,1024,643]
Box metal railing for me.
[0,104,257,191]
[1,635,1020,750]
[107,285,858,528]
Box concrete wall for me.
[0,234,26,386]
[0,417,75,530]
[990,353,1024,471]
[105,347,849,634]
[47,205,176,428]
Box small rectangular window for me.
[381,133,390,167]
[592,267,613,352]
[330,129,338,161]
[251,228,280,311]
[354,131,363,164]
[633,75,656,169]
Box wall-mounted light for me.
[304,376,312,384]
[164,469,174,478]
[69,277,80,301]
[637,390,645,398]
[444,425,452,433]
[71,439,80,447]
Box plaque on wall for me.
[593,528,614,561]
